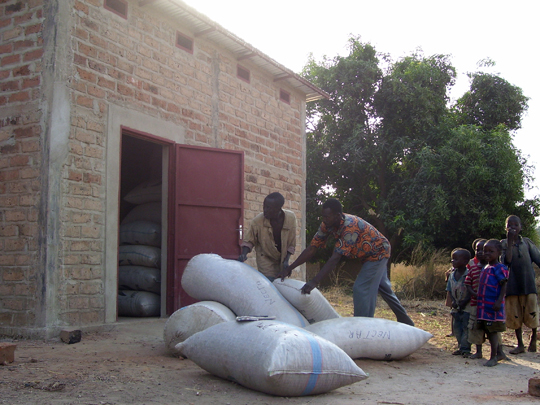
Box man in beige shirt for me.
[238,192,297,281]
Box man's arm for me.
[282,252,292,270]
[526,238,540,268]
[238,246,251,262]
[300,250,342,294]
[504,232,515,265]
[278,245,318,280]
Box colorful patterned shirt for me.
[310,213,390,261]
[465,257,483,307]
[476,263,509,322]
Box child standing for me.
[501,215,540,353]
[477,239,508,367]
[444,266,454,337]
[446,248,472,357]
[465,239,487,359]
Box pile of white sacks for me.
[164,253,432,397]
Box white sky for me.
[183,0,539,199]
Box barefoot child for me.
[445,266,454,337]
[501,215,540,354]
[477,239,509,367]
[465,239,487,359]
[446,248,472,357]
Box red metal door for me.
[168,145,244,312]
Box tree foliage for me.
[303,37,539,262]
[455,72,529,131]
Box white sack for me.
[176,320,367,396]
[118,290,160,317]
[118,266,161,294]
[124,179,162,204]
[122,202,162,225]
[164,301,236,356]
[118,245,161,269]
[181,254,308,327]
[305,317,433,360]
[273,278,340,324]
[119,220,161,247]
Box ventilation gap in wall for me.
[176,32,194,53]
[104,0,128,19]
[280,89,290,104]
[237,65,250,83]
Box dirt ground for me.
[1,300,540,405]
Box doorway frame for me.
[105,104,185,322]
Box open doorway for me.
[117,134,165,318]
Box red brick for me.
[73,53,87,66]
[73,0,88,15]
[78,42,96,58]
[530,378,540,396]
[13,126,37,138]
[14,13,32,25]
[8,91,29,102]
[68,170,82,181]
[0,43,13,54]
[25,23,42,35]
[9,154,29,166]
[23,48,43,62]
[76,95,93,108]
[0,80,20,92]
[0,343,16,364]
[1,54,20,66]
[13,64,31,76]
[87,84,105,98]
[83,173,101,184]
[97,76,114,90]
[14,39,35,51]
[22,76,40,88]
[60,329,82,344]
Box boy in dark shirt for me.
[501,215,540,353]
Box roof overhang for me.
[138,0,329,102]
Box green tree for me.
[396,125,539,250]
[303,37,538,262]
[455,72,529,131]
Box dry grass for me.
[316,243,539,355]
[320,285,534,355]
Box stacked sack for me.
[164,253,433,397]
[117,179,162,317]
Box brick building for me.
[0,0,327,337]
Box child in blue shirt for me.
[477,239,509,367]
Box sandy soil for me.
[1,302,540,405]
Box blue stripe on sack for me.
[296,328,322,395]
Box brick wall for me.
[0,0,44,331]
[0,0,307,333]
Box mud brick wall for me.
[0,0,44,332]
[0,0,307,333]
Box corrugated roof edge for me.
[141,0,329,101]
